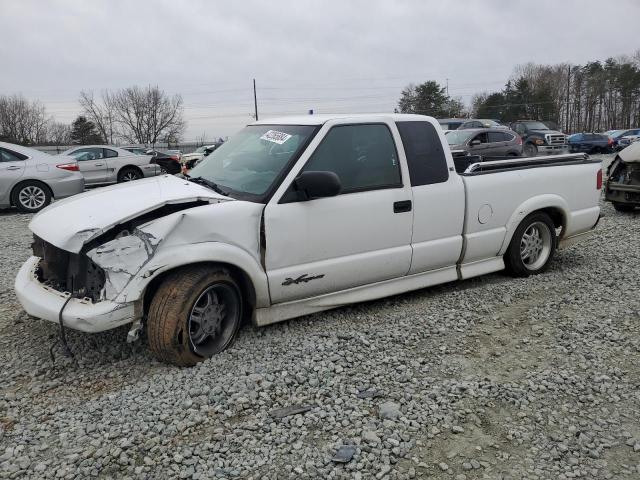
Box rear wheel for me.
[504,212,556,277]
[12,181,52,213]
[147,266,243,366]
[613,202,636,212]
[523,143,538,157]
[118,167,142,182]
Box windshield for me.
[612,130,630,139]
[188,124,316,199]
[446,130,474,145]
[523,121,549,130]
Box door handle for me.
[393,200,412,213]
[6,166,22,170]
[94,163,104,166]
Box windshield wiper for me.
[187,176,229,196]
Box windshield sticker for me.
[260,130,292,144]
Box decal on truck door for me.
[282,274,325,286]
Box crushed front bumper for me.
[14,256,135,333]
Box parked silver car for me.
[446,128,523,157]
[0,141,84,213]
[59,146,161,186]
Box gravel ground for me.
[1,163,639,479]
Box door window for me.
[301,124,401,193]
[0,148,28,162]
[396,121,449,186]
[104,148,118,158]
[70,147,105,161]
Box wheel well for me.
[538,207,565,233]
[142,262,257,322]
[10,179,53,205]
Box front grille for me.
[546,134,566,145]
[32,236,105,302]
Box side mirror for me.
[293,171,341,200]
[470,139,481,146]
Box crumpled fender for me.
[115,241,270,307]
[85,199,270,307]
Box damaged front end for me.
[32,236,106,302]
[31,200,209,304]
[606,157,640,208]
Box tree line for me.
[399,51,640,133]
[0,85,184,146]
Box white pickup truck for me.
[15,114,602,366]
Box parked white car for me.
[15,114,602,366]
[59,146,161,186]
[0,141,84,213]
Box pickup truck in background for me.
[15,114,602,366]
[510,120,569,157]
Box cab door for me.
[264,122,414,304]
[0,147,26,204]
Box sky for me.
[1,0,639,140]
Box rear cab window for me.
[396,121,449,186]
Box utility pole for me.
[253,78,258,121]
[565,66,571,133]
[445,78,449,96]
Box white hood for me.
[619,142,640,163]
[30,175,230,253]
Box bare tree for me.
[79,90,118,144]
[111,85,185,146]
[0,95,49,145]
[46,121,72,145]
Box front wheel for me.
[523,143,538,157]
[147,266,243,366]
[504,212,557,277]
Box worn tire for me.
[504,212,557,277]
[11,180,52,213]
[117,167,143,182]
[147,266,243,367]
[613,202,636,213]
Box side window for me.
[0,148,28,162]
[70,147,104,161]
[302,124,401,193]
[473,133,489,144]
[104,148,118,158]
[488,131,507,143]
[513,123,526,135]
[396,121,449,186]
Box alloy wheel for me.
[18,186,46,210]
[520,221,552,271]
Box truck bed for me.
[457,154,602,266]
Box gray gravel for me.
[1,173,640,479]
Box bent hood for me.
[619,142,640,163]
[30,174,230,253]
